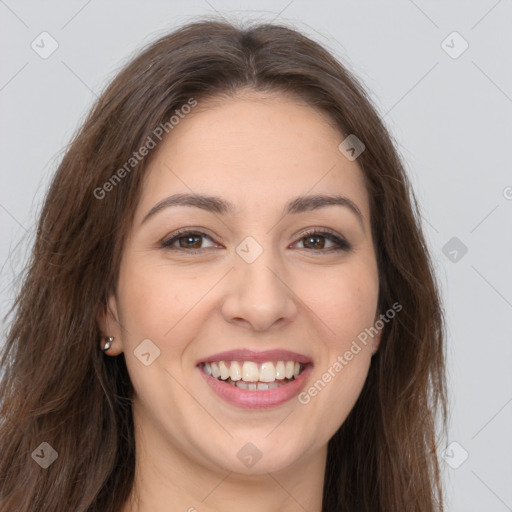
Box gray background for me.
[1,1,511,510]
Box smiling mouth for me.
[201,360,306,391]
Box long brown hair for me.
[0,19,447,511]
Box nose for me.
[220,247,298,332]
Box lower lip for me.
[199,364,313,409]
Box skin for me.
[99,90,382,512]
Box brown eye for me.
[161,231,217,252]
[293,230,351,252]
[176,234,202,249]
[302,234,328,250]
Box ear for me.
[97,292,125,356]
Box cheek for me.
[114,258,221,398]
[116,259,202,341]
[114,260,201,411]
[303,261,379,349]
[294,262,378,430]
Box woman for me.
[0,19,447,511]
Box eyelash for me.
[160,228,351,254]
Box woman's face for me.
[103,91,381,476]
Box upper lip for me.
[197,349,313,365]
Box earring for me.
[102,336,114,352]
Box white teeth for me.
[203,359,306,384]
[275,361,286,380]
[259,362,276,382]
[234,380,285,391]
[219,361,229,380]
[229,361,242,381]
[242,361,260,382]
[211,362,221,378]
[285,361,294,379]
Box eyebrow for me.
[140,192,365,228]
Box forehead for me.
[137,91,370,223]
